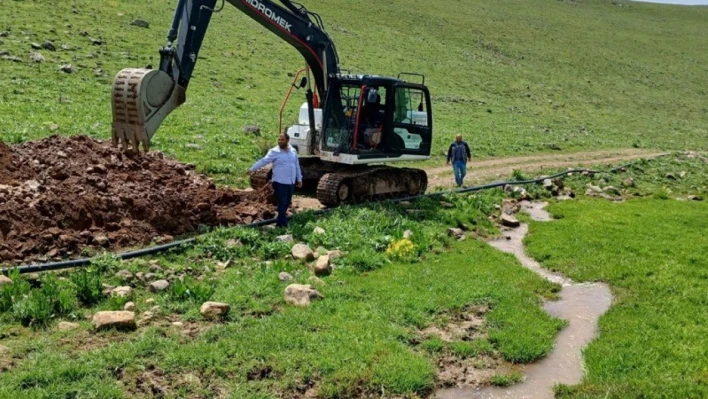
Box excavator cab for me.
[318,75,432,164]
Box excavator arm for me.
[112,0,339,152]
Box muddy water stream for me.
[436,202,612,399]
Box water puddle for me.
[436,202,612,399]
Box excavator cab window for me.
[387,85,432,155]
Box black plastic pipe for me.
[0,156,664,276]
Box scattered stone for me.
[57,321,80,331]
[155,235,174,244]
[292,243,314,262]
[439,201,455,208]
[135,272,145,281]
[130,19,150,28]
[680,171,687,178]
[137,311,154,326]
[622,178,635,188]
[557,195,574,201]
[403,230,414,239]
[278,272,293,282]
[242,125,261,135]
[586,184,603,194]
[225,239,242,248]
[124,301,136,311]
[111,286,133,298]
[59,64,77,74]
[327,250,343,260]
[447,228,464,239]
[171,321,184,327]
[31,42,42,50]
[542,179,553,189]
[145,298,155,305]
[308,276,325,286]
[1,54,23,63]
[217,259,233,269]
[42,41,56,51]
[0,31,8,37]
[687,195,703,201]
[79,30,89,37]
[29,52,45,63]
[0,275,13,286]
[500,214,521,228]
[60,44,71,51]
[603,186,621,196]
[313,226,325,235]
[148,280,169,292]
[115,270,134,281]
[90,38,104,45]
[284,284,323,307]
[314,255,332,277]
[149,264,163,273]
[552,178,565,190]
[276,234,294,243]
[665,173,677,180]
[92,311,136,331]
[200,301,230,319]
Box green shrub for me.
[338,249,387,273]
[170,277,215,303]
[12,274,75,328]
[490,371,523,387]
[0,269,31,312]
[70,269,103,306]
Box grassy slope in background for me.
[525,198,708,398]
[1,0,707,187]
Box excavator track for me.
[317,166,427,207]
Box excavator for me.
[111,0,433,206]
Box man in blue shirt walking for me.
[446,134,472,188]
[248,133,303,227]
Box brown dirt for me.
[0,135,275,265]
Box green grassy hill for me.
[1,0,707,186]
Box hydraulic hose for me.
[0,155,666,276]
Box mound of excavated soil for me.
[0,135,275,265]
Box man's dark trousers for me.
[272,182,295,227]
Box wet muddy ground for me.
[436,202,612,399]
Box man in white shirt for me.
[248,133,303,227]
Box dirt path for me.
[292,148,667,210]
[427,148,667,189]
[436,202,613,399]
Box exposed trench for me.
[436,202,613,399]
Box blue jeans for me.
[272,182,295,227]
[453,160,467,187]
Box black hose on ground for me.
[0,156,664,276]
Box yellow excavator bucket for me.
[111,68,185,152]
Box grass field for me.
[0,195,565,398]
[526,198,708,398]
[1,0,707,187]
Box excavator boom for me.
[111,0,338,152]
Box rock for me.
[42,41,56,51]
[278,272,293,282]
[217,259,234,269]
[90,38,104,45]
[92,311,136,331]
[284,284,323,307]
[687,195,703,201]
[242,125,261,135]
[172,321,184,327]
[622,178,635,188]
[552,178,565,190]
[557,195,574,201]
[31,42,42,50]
[149,264,163,273]
[586,184,603,194]
[59,64,77,74]
[124,301,136,311]
[144,273,156,281]
[225,239,242,248]
[403,230,414,239]
[92,233,109,246]
[29,52,45,63]
[276,234,294,243]
[327,250,343,260]
[603,186,621,196]
[60,44,70,51]
[111,286,133,298]
[130,19,150,28]
[665,173,677,180]
[200,302,230,319]
[137,311,154,326]
[502,199,520,214]
[145,298,155,305]
[155,235,173,245]
[542,179,553,189]
[57,321,80,331]
[314,255,332,277]
[115,269,133,281]
[1,54,23,63]
[447,228,464,239]
[0,275,13,286]
[313,226,325,235]
[148,280,169,292]
[0,31,8,37]
[500,214,521,227]
[135,272,145,281]
[291,243,314,262]
[308,276,325,286]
